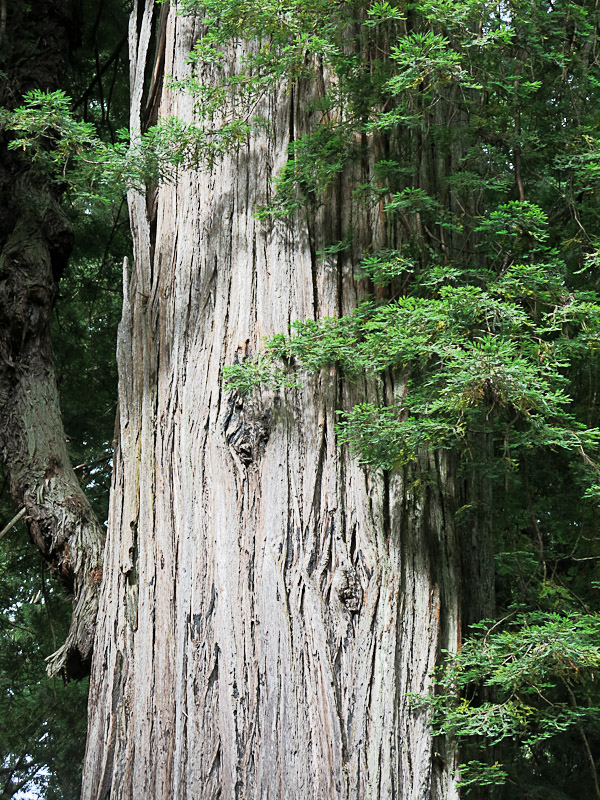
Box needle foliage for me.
[3,0,600,795]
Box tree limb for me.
[0,506,25,540]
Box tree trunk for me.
[82,3,492,796]
[0,0,105,679]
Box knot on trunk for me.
[223,392,271,466]
[333,566,362,613]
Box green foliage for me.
[226,265,600,479]
[422,612,600,795]
[454,762,509,794]
[0,495,89,800]
[2,90,249,204]
[255,123,356,218]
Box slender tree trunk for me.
[82,3,492,796]
[0,0,105,678]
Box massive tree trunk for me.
[0,0,105,679]
[82,3,492,797]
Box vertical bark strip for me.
[83,4,492,796]
[0,0,105,678]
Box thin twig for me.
[0,507,26,540]
[73,454,112,472]
[482,610,518,645]
[40,561,57,653]
[72,35,127,111]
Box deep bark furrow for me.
[83,4,492,797]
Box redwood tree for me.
[3,0,592,796]
[2,0,599,795]
[81,2,495,797]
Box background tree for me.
[0,0,129,795]
[0,523,89,800]
[0,0,104,679]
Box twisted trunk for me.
[0,0,105,678]
[82,3,492,796]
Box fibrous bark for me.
[82,3,492,797]
[0,0,105,678]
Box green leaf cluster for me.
[422,612,600,795]
[227,256,600,477]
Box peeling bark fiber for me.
[82,3,493,797]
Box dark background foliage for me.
[0,1,129,796]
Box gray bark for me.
[82,3,491,796]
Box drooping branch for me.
[0,506,25,540]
